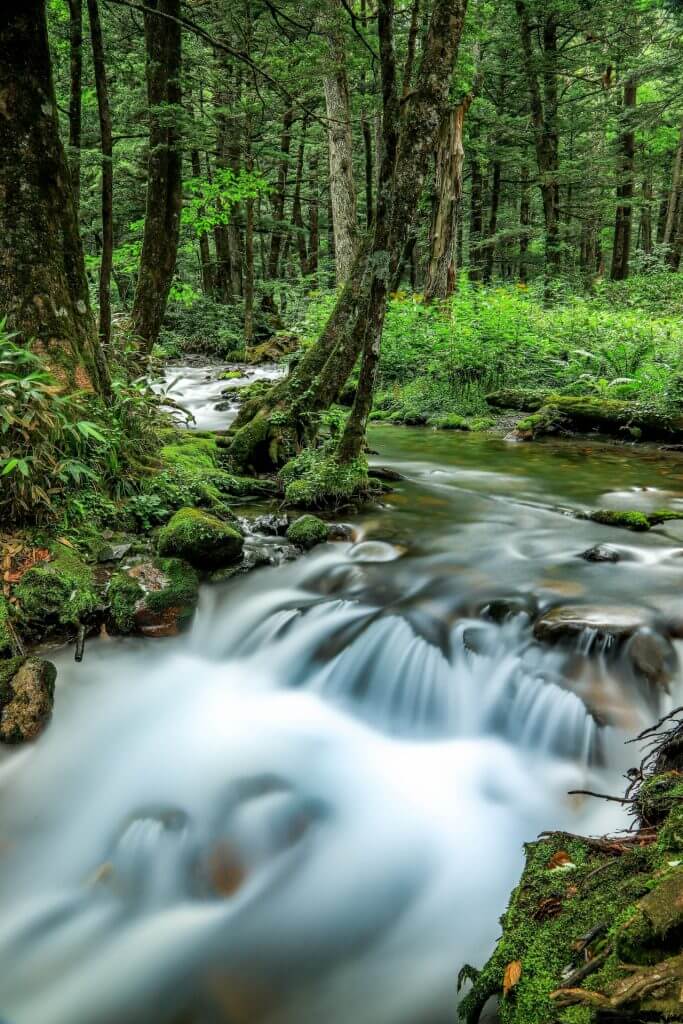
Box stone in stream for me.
[533,604,655,645]
[286,515,329,550]
[579,543,621,563]
[625,629,677,691]
[0,656,56,744]
[107,558,200,638]
[157,508,244,570]
[250,513,290,537]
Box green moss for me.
[157,508,243,570]
[0,596,17,658]
[14,544,99,640]
[280,446,376,509]
[108,558,199,634]
[219,370,245,381]
[429,413,470,430]
[585,508,683,532]
[486,389,551,411]
[516,405,565,439]
[461,771,683,1024]
[286,514,329,549]
[107,572,144,634]
[637,772,683,826]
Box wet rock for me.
[286,515,329,550]
[244,331,299,364]
[0,656,56,744]
[579,543,620,563]
[97,542,132,564]
[481,594,538,624]
[14,544,100,643]
[584,508,683,531]
[108,558,199,637]
[533,604,653,645]
[368,466,405,482]
[250,513,289,537]
[625,629,676,690]
[157,508,244,570]
[327,522,355,541]
[0,595,18,658]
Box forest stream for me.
[2,364,683,1024]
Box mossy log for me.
[511,395,683,442]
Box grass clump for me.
[280,444,375,509]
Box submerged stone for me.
[157,508,244,570]
[0,656,56,744]
[533,604,653,644]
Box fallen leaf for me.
[57,537,75,549]
[503,960,522,997]
[548,851,573,868]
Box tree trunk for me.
[468,138,485,282]
[191,148,214,295]
[483,158,502,283]
[324,12,358,285]
[87,0,113,351]
[663,119,683,254]
[640,171,653,257]
[519,161,531,282]
[611,77,637,281]
[424,97,471,300]
[266,104,294,289]
[244,128,255,348]
[131,0,182,353]
[0,1,109,394]
[67,0,83,211]
[306,149,320,278]
[516,1,561,273]
[291,122,309,276]
[227,0,469,473]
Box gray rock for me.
[0,657,56,744]
[534,604,653,645]
[579,544,620,563]
[625,629,677,690]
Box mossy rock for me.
[0,656,56,744]
[428,414,470,431]
[585,508,683,532]
[108,557,199,637]
[157,508,244,570]
[13,544,99,642]
[513,395,683,442]
[486,389,551,412]
[286,515,329,549]
[280,448,377,509]
[244,332,299,364]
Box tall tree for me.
[323,3,359,284]
[0,1,109,394]
[611,76,637,280]
[67,0,83,211]
[87,0,114,349]
[131,0,183,353]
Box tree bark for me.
[266,104,295,287]
[663,119,683,254]
[468,134,485,282]
[67,0,83,211]
[0,1,109,395]
[131,0,183,353]
[519,161,531,282]
[483,159,502,283]
[424,97,472,300]
[611,77,637,281]
[291,122,310,276]
[323,7,358,285]
[87,0,113,351]
[516,1,561,273]
[244,125,255,348]
[306,148,320,278]
[191,148,214,295]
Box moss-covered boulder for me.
[512,395,683,442]
[13,544,99,642]
[0,656,56,744]
[108,557,200,637]
[244,331,298,364]
[157,508,244,570]
[286,515,329,549]
[280,447,379,509]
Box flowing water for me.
[2,368,683,1024]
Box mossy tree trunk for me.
[131,0,182,354]
[87,0,114,350]
[226,0,469,473]
[611,77,637,282]
[0,0,110,395]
